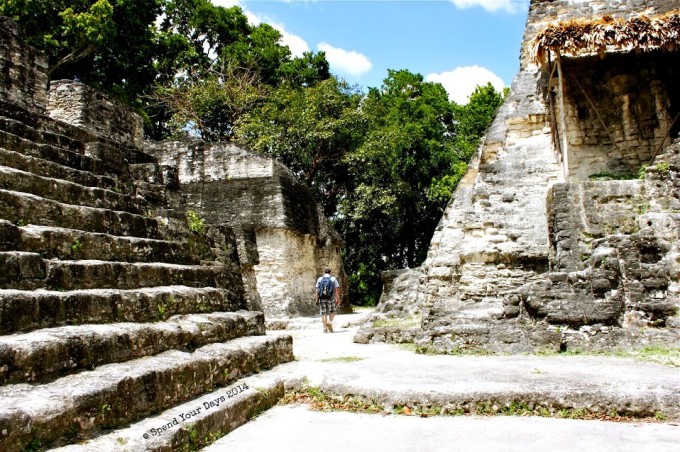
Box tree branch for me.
[48,44,98,76]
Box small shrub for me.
[656,161,671,177]
[71,238,83,255]
[186,210,205,234]
[157,303,167,319]
[654,411,667,421]
[638,164,648,179]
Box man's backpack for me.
[318,276,334,299]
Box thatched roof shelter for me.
[531,11,680,64]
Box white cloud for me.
[317,42,372,77]
[426,66,505,104]
[270,23,310,57]
[243,10,261,26]
[211,0,241,7]
[449,0,526,13]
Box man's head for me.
[324,268,332,274]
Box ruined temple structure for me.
[357,0,680,353]
[145,141,350,317]
[0,15,345,450]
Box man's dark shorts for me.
[319,299,336,316]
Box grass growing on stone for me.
[401,343,495,356]
[398,341,680,365]
[588,171,637,181]
[279,386,668,422]
[319,356,365,363]
[398,343,419,353]
[655,162,671,177]
[177,423,229,452]
[279,386,383,414]
[555,345,680,367]
[352,305,376,312]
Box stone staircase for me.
[0,80,292,451]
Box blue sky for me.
[214,1,531,103]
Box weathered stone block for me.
[48,80,144,147]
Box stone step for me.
[0,311,265,385]
[0,220,20,251]
[0,127,131,184]
[45,260,238,291]
[0,126,104,177]
[0,286,241,335]
[0,115,84,154]
[0,189,162,238]
[0,335,294,451]
[0,165,148,214]
[52,371,286,451]
[0,147,125,194]
[0,251,45,290]
[0,104,156,171]
[17,224,200,264]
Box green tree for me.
[0,0,114,73]
[151,62,268,141]
[235,77,364,213]
[341,70,456,266]
[339,73,505,305]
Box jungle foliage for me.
[2,0,505,305]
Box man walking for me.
[315,268,341,333]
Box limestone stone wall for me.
[48,80,144,147]
[548,181,645,271]
[515,143,680,347]
[0,16,48,116]
[146,140,350,317]
[416,64,562,345]
[254,229,317,317]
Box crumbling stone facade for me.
[357,0,680,353]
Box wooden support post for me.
[547,51,562,166]
[556,53,570,180]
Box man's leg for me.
[320,300,329,332]
[327,305,335,333]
